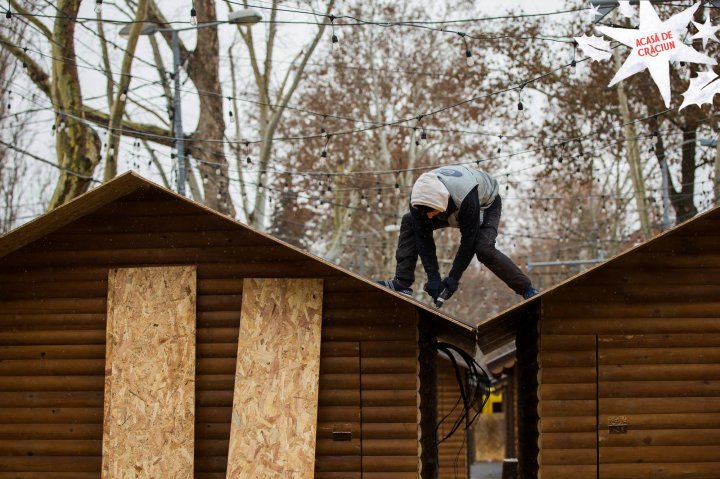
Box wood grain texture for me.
[539,334,597,478]
[226,278,323,478]
[102,266,197,479]
[437,360,470,477]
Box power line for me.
[0,138,100,181]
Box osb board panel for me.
[102,266,197,479]
[227,278,323,478]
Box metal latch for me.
[608,416,628,434]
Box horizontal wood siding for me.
[0,189,419,478]
[437,360,468,479]
[539,334,597,479]
[540,220,720,479]
[598,334,720,479]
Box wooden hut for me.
[475,205,720,479]
[0,172,477,478]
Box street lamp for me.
[119,9,262,196]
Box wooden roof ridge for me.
[476,203,720,351]
[0,171,475,336]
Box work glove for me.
[423,274,442,301]
[441,276,459,300]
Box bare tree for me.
[1,0,172,209]
[274,1,497,275]
[0,16,47,231]
[227,0,336,228]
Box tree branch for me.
[147,0,191,62]
[95,9,114,109]
[10,1,52,39]
[84,107,174,146]
[0,34,51,97]
[103,0,149,181]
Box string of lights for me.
[6,67,688,193]
[0,138,101,181]
[7,76,685,202]
[1,40,546,143]
[4,1,588,46]
[5,49,637,178]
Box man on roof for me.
[377,165,539,304]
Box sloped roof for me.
[476,203,720,353]
[0,171,475,347]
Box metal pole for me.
[171,30,186,196]
[358,235,366,276]
[660,158,671,230]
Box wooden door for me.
[598,334,720,479]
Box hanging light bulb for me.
[94,0,102,14]
[120,88,127,102]
[190,7,198,26]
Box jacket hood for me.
[411,172,450,212]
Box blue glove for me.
[423,275,442,300]
[442,276,459,299]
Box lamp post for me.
[120,9,262,196]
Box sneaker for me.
[522,287,539,300]
[375,279,413,296]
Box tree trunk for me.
[49,0,102,208]
[186,0,234,217]
[672,126,699,224]
[614,49,652,240]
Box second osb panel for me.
[227,278,323,478]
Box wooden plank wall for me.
[540,217,720,479]
[538,335,597,479]
[0,188,420,478]
[226,278,323,478]
[437,360,468,479]
[103,266,196,478]
[598,334,720,479]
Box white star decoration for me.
[596,2,716,107]
[618,1,634,20]
[587,3,601,22]
[575,34,613,62]
[679,70,720,110]
[692,17,720,49]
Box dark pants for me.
[394,196,532,294]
